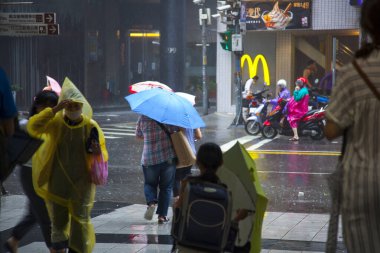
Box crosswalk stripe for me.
[103,132,135,136]
[246,136,278,151]
[101,127,135,132]
[220,135,261,152]
[104,136,122,139]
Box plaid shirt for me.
[136,115,180,166]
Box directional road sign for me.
[0,13,56,24]
[0,24,59,36]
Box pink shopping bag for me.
[90,154,108,185]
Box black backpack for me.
[171,179,233,252]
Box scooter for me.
[261,98,326,140]
[309,87,329,109]
[244,89,269,135]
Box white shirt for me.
[242,79,254,99]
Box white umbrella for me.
[128,81,173,94]
[175,92,196,105]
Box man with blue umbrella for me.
[126,88,205,224]
[136,115,179,223]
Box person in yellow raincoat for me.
[27,77,108,253]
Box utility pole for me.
[194,0,211,115]
[201,6,209,115]
[231,26,243,126]
[229,2,243,126]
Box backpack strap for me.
[352,59,380,100]
[155,120,171,137]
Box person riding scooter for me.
[286,77,309,141]
[270,79,291,109]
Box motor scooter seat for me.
[302,109,318,118]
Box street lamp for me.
[194,0,210,115]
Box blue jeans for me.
[142,160,176,217]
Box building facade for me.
[216,0,361,113]
[0,0,217,109]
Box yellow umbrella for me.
[217,142,268,253]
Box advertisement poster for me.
[241,1,312,31]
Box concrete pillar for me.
[216,18,233,113]
[160,0,186,91]
[276,32,294,89]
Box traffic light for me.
[219,31,232,51]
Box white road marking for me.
[246,136,279,151]
[103,132,135,136]
[104,136,122,139]
[102,125,136,139]
[102,127,135,132]
[220,135,261,152]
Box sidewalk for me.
[0,195,345,253]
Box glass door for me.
[127,30,160,86]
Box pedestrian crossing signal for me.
[219,31,232,51]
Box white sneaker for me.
[144,204,156,220]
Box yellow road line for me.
[248,150,341,157]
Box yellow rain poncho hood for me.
[27,77,108,253]
[58,77,93,119]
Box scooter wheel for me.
[245,120,261,135]
[262,125,278,139]
[310,127,324,140]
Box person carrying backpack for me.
[173,142,246,253]
[174,142,223,210]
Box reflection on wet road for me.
[93,111,342,214]
[246,137,341,213]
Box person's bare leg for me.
[5,237,19,253]
[242,107,248,122]
[290,128,299,140]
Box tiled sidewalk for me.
[0,195,345,253]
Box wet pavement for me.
[1,195,346,253]
[0,107,345,252]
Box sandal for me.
[289,137,299,141]
[158,216,170,224]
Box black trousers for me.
[11,165,52,248]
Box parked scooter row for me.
[244,90,327,140]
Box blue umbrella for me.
[125,88,205,129]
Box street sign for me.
[232,34,242,52]
[0,13,56,24]
[0,24,59,36]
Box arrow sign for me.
[0,13,56,24]
[44,13,55,24]
[0,24,60,36]
[47,24,59,35]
